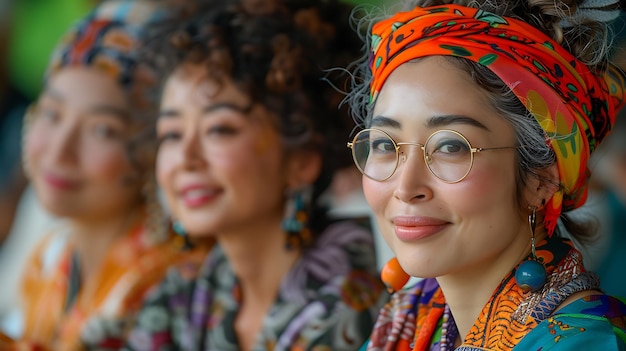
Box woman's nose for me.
[180,131,206,170]
[47,122,80,166]
[393,148,433,202]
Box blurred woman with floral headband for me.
[104,0,387,350]
[344,0,626,349]
[0,1,208,350]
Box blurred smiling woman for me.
[2,1,202,350]
[118,0,386,350]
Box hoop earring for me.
[172,220,193,251]
[282,186,313,250]
[515,206,547,292]
[381,257,409,294]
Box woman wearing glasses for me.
[346,0,626,350]
[114,0,385,350]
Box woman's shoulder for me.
[301,220,382,291]
[516,294,626,350]
[140,241,216,301]
[262,220,384,350]
[316,219,375,248]
[302,219,378,278]
[22,225,71,278]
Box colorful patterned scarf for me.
[369,4,626,236]
[16,215,202,351]
[367,237,612,351]
[46,0,164,111]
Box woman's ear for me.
[526,163,560,209]
[285,150,322,189]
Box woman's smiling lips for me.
[392,216,450,241]
[44,172,80,191]
[179,184,221,208]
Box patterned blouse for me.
[9,215,208,351]
[366,236,626,351]
[123,220,386,351]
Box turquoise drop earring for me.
[515,205,547,292]
[282,186,312,250]
[173,220,193,251]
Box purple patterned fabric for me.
[123,220,385,351]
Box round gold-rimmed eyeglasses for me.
[347,128,524,183]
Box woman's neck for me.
[218,217,300,303]
[437,225,538,340]
[218,216,301,351]
[68,207,141,283]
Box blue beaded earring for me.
[282,186,313,250]
[515,205,547,292]
[172,220,193,251]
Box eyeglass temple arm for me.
[475,144,529,152]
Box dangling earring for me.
[381,257,410,294]
[282,186,313,250]
[515,205,547,292]
[172,220,193,251]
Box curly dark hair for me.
[141,0,362,234]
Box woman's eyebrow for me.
[90,105,131,122]
[369,114,489,131]
[202,102,252,115]
[426,115,489,131]
[42,86,130,121]
[40,85,66,103]
[370,116,402,129]
[158,108,180,119]
[158,101,252,120]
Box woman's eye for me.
[433,139,469,155]
[93,124,122,140]
[37,107,60,123]
[371,138,395,153]
[157,131,181,144]
[206,125,238,136]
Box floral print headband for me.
[370,4,626,236]
[46,0,165,111]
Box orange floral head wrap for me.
[370,4,626,236]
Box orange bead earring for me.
[381,257,410,294]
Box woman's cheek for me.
[155,147,175,193]
[24,122,49,171]
[452,160,515,213]
[362,177,389,215]
[82,146,134,185]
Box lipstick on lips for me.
[44,173,79,191]
[180,184,219,208]
[392,216,449,241]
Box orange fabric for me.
[412,288,445,351]
[462,239,582,350]
[0,332,38,351]
[16,217,208,351]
